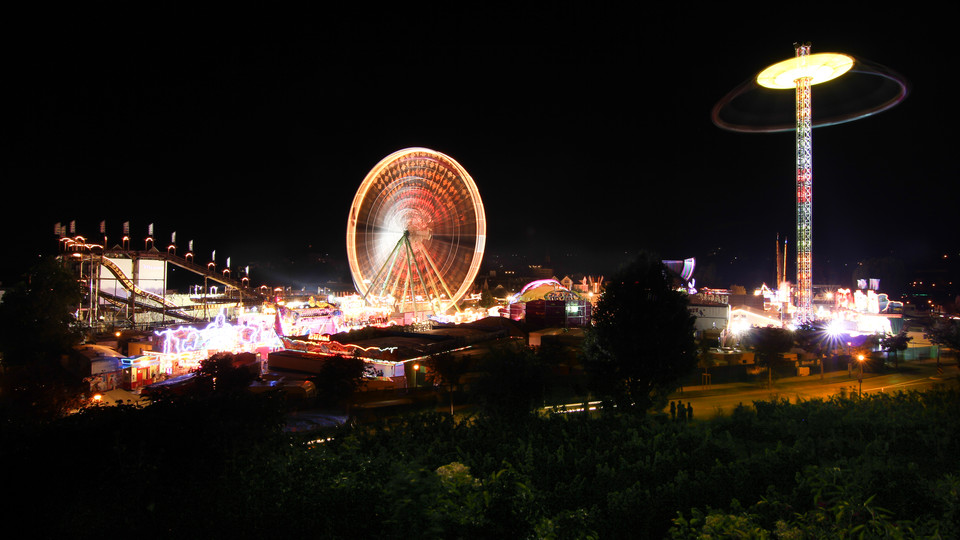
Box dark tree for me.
[879,331,911,369]
[697,340,719,382]
[193,352,258,394]
[582,251,698,412]
[794,322,829,379]
[425,351,472,415]
[744,326,794,387]
[925,317,960,351]
[311,355,375,409]
[0,257,85,421]
[925,317,960,371]
[471,343,548,420]
[479,288,497,309]
[0,256,82,367]
[534,336,589,405]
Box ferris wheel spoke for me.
[402,235,431,313]
[362,234,405,303]
[409,241,445,310]
[358,225,404,241]
[419,243,461,313]
[387,259,406,304]
[427,233,464,244]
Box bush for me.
[4,384,958,538]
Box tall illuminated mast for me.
[794,43,814,323]
[756,44,853,323]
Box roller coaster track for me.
[99,256,182,310]
[98,289,202,323]
[91,250,265,323]
[139,251,252,292]
[97,249,266,301]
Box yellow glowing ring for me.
[756,53,854,89]
[711,54,908,133]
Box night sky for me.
[2,7,955,291]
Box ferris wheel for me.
[346,148,486,316]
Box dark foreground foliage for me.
[3,387,958,539]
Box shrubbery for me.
[3,387,958,538]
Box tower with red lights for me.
[793,43,814,323]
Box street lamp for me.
[413,363,420,388]
[857,354,865,397]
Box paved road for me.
[664,358,959,420]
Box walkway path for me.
[664,358,959,420]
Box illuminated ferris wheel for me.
[346,148,486,316]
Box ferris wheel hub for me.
[407,227,432,244]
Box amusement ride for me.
[346,147,486,319]
[713,43,908,323]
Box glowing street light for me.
[857,354,866,397]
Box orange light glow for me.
[756,53,854,89]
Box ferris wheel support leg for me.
[362,235,405,306]
[420,245,462,313]
[388,255,406,308]
[404,236,439,316]
[397,272,408,313]
[419,253,445,314]
[403,241,416,314]
[369,236,404,304]
[378,243,405,302]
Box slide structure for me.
[98,257,200,322]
